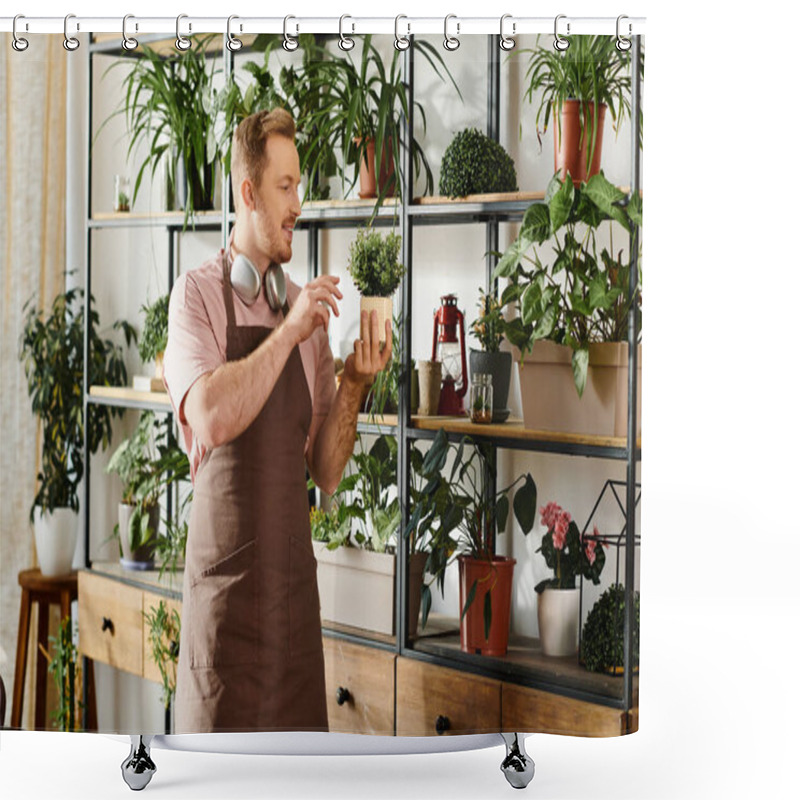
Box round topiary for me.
[439,128,519,198]
[580,583,640,674]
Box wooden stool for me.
[11,568,97,731]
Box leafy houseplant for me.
[38,617,85,731]
[100,35,222,226]
[19,282,134,576]
[139,293,170,386]
[143,600,181,709]
[580,583,640,674]
[439,128,518,198]
[519,35,644,184]
[535,501,607,657]
[493,172,642,422]
[405,428,537,655]
[347,226,404,346]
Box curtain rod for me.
[1,15,646,38]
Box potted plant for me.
[217,33,340,202]
[493,172,642,437]
[580,583,640,674]
[519,35,644,185]
[310,433,428,638]
[99,35,223,225]
[143,600,181,710]
[19,281,134,577]
[362,311,417,417]
[468,288,513,423]
[137,294,170,390]
[307,34,461,211]
[347,226,405,347]
[535,501,607,657]
[405,429,537,656]
[439,127,518,198]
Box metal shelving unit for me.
[81,31,642,724]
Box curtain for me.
[0,34,69,729]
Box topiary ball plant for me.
[439,128,519,198]
[346,227,404,297]
[580,583,640,674]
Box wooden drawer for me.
[502,683,627,737]
[323,637,395,735]
[396,657,501,736]
[78,571,144,677]
[142,592,182,686]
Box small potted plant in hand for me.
[469,288,512,423]
[535,501,607,657]
[137,294,170,392]
[347,226,404,347]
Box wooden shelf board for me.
[90,385,172,408]
[357,413,399,428]
[84,561,184,599]
[414,191,546,206]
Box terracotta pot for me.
[417,360,442,416]
[458,555,516,657]
[32,506,79,578]
[518,340,642,438]
[360,295,394,347]
[313,542,428,638]
[553,100,607,186]
[355,137,396,200]
[118,502,160,571]
[537,587,581,657]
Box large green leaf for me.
[520,203,551,244]
[572,348,589,397]
[483,590,493,641]
[548,177,575,233]
[513,474,537,535]
[493,233,532,280]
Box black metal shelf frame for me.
[81,32,643,720]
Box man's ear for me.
[240,177,255,211]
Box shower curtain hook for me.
[12,14,29,52]
[283,15,299,52]
[443,14,460,51]
[553,14,570,51]
[616,15,632,51]
[226,15,243,51]
[499,14,516,51]
[122,15,138,51]
[175,14,192,51]
[394,15,410,51]
[338,15,355,51]
[63,13,80,51]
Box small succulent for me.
[439,128,518,198]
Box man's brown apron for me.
[174,258,328,733]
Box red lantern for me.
[432,294,468,416]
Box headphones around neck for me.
[230,252,288,314]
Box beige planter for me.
[518,340,642,438]
[360,295,393,346]
[417,360,442,416]
[313,541,427,638]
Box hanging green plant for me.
[439,128,518,197]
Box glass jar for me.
[114,174,130,213]
[470,373,493,424]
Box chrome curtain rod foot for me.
[121,734,157,791]
[500,733,535,789]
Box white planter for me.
[33,506,79,578]
[537,587,581,657]
[518,341,642,438]
[313,541,427,638]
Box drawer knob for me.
[435,715,451,735]
[336,687,351,706]
[101,616,114,634]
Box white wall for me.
[73,34,642,731]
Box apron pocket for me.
[189,539,259,669]
[288,536,323,659]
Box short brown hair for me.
[231,108,296,213]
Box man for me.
[163,108,391,733]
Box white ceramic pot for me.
[32,506,79,578]
[537,587,581,657]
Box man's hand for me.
[343,309,393,388]
[284,275,343,344]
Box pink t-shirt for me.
[162,244,336,484]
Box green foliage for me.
[138,294,170,364]
[404,428,537,629]
[438,128,518,198]
[519,35,644,173]
[19,278,135,521]
[347,227,404,297]
[493,172,642,396]
[469,288,506,353]
[143,601,181,709]
[40,617,84,731]
[99,35,222,227]
[580,583,640,673]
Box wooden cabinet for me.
[323,638,395,735]
[396,657,502,736]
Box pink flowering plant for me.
[534,501,607,593]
